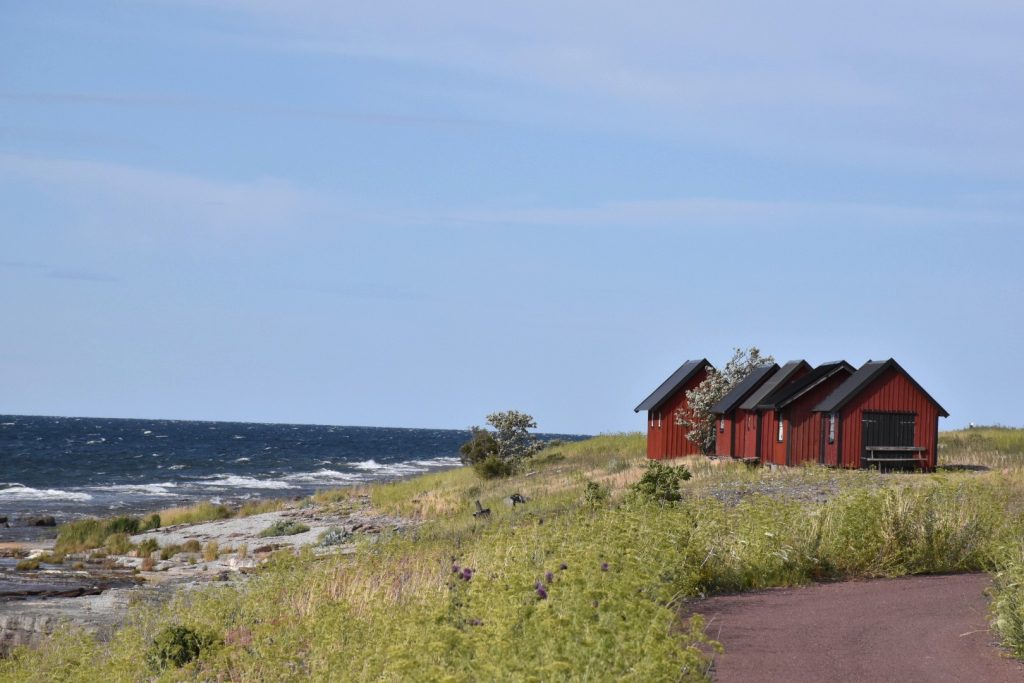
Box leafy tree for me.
[676,347,775,455]
[486,410,541,462]
[460,411,542,479]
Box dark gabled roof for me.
[738,360,811,411]
[757,361,854,409]
[709,364,779,415]
[634,359,712,413]
[813,358,949,417]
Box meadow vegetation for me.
[4,428,1024,681]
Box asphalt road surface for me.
[687,573,1024,682]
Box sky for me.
[1,1,1022,434]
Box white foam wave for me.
[0,484,93,501]
[199,475,296,490]
[353,459,383,470]
[90,482,178,496]
[410,457,462,468]
[85,438,106,445]
[284,469,363,484]
[233,457,250,463]
[168,464,186,470]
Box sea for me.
[0,415,585,541]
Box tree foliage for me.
[460,410,542,479]
[676,347,775,455]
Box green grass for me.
[7,431,1024,680]
[940,426,1024,469]
[258,520,310,538]
[158,502,232,527]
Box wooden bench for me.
[863,446,927,463]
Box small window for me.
[719,417,725,432]
[777,416,784,442]
[657,411,662,428]
[828,413,836,444]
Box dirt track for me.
[688,573,1024,682]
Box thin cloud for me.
[0,91,496,130]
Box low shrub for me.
[631,461,691,502]
[146,625,218,670]
[37,552,65,565]
[472,455,516,479]
[141,556,157,572]
[202,541,219,562]
[236,543,248,560]
[583,480,610,506]
[158,503,231,527]
[160,544,182,560]
[105,533,133,555]
[139,513,161,531]
[106,516,140,535]
[238,499,286,517]
[137,538,160,557]
[259,520,310,538]
[181,539,202,554]
[15,558,40,571]
[319,527,352,546]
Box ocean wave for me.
[89,482,178,496]
[0,483,93,501]
[233,457,251,463]
[410,457,462,468]
[198,475,296,490]
[284,469,363,484]
[168,464,186,470]
[353,459,383,470]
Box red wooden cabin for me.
[710,364,779,457]
[756,361,854,466]
[734,360,810,461]
[634,359,713,459]
[815,359,948,470]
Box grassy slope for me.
[4,430,1024,681]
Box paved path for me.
[686,573,1024,682]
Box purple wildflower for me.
[461,568,473,581]
[536,584,548,600]
[452,564,461,574]
[600,562,609,572]
[545,571,554,583]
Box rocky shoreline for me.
[0,497,416,656]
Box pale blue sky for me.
[2,2,1022,433]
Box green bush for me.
[146,625,217,670]
[105,533,133,555]
[15,558,40,571]
[583,480,609,506]
[181,539,202,553]
[137,538,160,557]
[106,516,140,535]
[160,544,182,560]
[631,461,691,502]
[139,513,161,531]
[472,455,516,479]
[258,520,310,538]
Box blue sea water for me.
[0,415,584,535]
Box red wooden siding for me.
[785,370,852,465]
[646,365,710,459]
[714,414,738,456]
[835,367,941,469]
[734,409,760,459]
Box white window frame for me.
[719,417,725,432]
[828,413,836,444]
[777,415,784,442]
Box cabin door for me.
[861,412,915,461]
